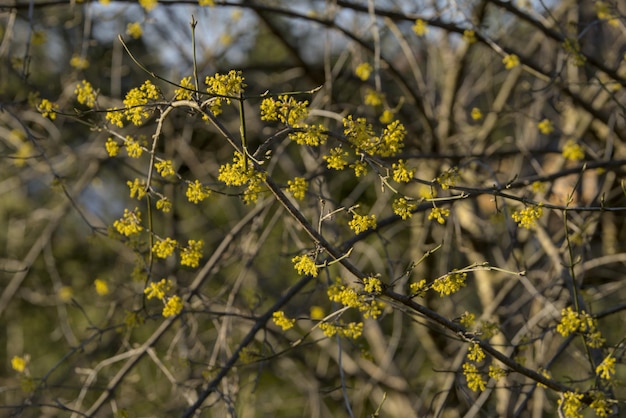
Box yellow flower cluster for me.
[596,354,616,380]
[409,279,427,297]
[11,355,27,373]
[459,311,476,328]
[436,168,460,190]
[144,278,173,300]
[125,136,143,158]
[463,29,477,44]
[113,208,143,236]
[323,147,349,170]
[199,0,215,6]
[462,362,486,391]
[156,197,171,212]
[287,177,308,200]
[537,118,554,134]
[121,80,160,125]
[174,76,194,100]
[94,278,109,296]
[556,306,605,348]
[355,62,372,81]
[590,391,615,417]
[502,54,520,69]
[364,88,383,106]
[105,137,119,157]
[412,19,429,37]
[558,391,583,418]
[428,207,450,224]
[75,80,96,108]
[260,95,327,146]
[162,295,183,317]
[155,160,175,177]
[260,94,309,126]
[126,22,142,39]
[327,278,383,319]
[467,343,485,362]
[488,365,506,380]
[272,311,296,331]
[139,0,157,12]
[392,160,415,183]
[291,254,318,277]
[70,55,89,70]
[180,239,204,268]
[595,1,619,27]
[127,178,147,200]
[37,99,58,120]
[431,271,467,297]
[511,204,543,229]
[350,160,368,177]
[152,237,177,259]
[186,179,211,204]
[319,321,364,339]
[348,213,377,234]
[562,140,584,161]
[205,70,245,115]
[218,152,266,204]
[362,276,382,294]
[471,107,482,120]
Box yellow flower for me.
[323,147,349,170]
[463,29,477,44]
[562,140,584,161]
[409,279,427,297]
[125,137,143,158]
[363,276,382,294]
[488,364,507,380]
[105,109,124,127]
[174,76,194,100]
[144,278,172,300]
[113,208,143,236]
[393,197,417,220]
[511,204,543,229]
[379,109,394,124]
[287,177,308,201]
[152,237,177,259]
[459,312,476,328]
[558,391,583,418]
[355,62,373,81]
[181,239,204,268]
[205,70,246,115]
[471,107,482,121]
[310,306,325,320]
[70,55,89,70]
[432,272,467,296]
[155,160,176,177]
[467,343,485,362]
[348,213,376,234]
[126,22,142,39]
[596,355,616,380]
[186,179,211,203]
[11,355,28,373]
[364,88,383,106]
[436,168,460,189]
[75,80,96,108]
[428,207,450,224]
[392,159,415,183]
[37,99,58,120]
[412,19,429,37]
[537,118,554,134]
[162,295,183,317]
[127,178,147,200]
[272,311,296,331]
[463,362,486,392]
[199,0,215,6]
[292,254,318,277]
[156,197,172,212]
[502,54,520,69]
[94,279,109,296]
[139,0,158,12]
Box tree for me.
[1,1,626,417]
